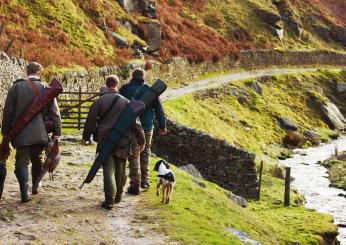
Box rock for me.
[336,81,346,93]
[331,25,346,46]
[192,178,206,188]
[14,231,37,241]
[140,21,161,52]
[283,131,305,147]
[238,95,249,105]
[110,32,128,48]
[179,164,203,179]
[321,101,346,130]
[337,193,346,198]
[313,25,331,41]
[227,227,261,245]
[337,154,346,161]
[278,118,298,131]
[303,130,321,145]
[248,80,262,95]
[119,0,156,18]
[226,191,247,207]
[256,9,281,26]
[273,0,301,36]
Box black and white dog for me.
[154,160,175,204]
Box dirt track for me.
[162,67,320,100]
[0,140,173,245]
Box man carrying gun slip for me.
[1,62,61,203]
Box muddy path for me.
[0,138,174,245]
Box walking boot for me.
[141,180,150,189]
[15,166,31,203]
[127,185,140,195]
[0,163,6,201]
[101,195,114,210]
[114,192,123,204]
[32,165,42,195]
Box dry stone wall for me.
[152,119,259,198]
[45,50,346,93]
[0,51,26,116]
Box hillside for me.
[163,70,346,157]
[0,0,346,69]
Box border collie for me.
[154,160,175,204]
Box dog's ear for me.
[164,161,170,169]
[154,160,163,171]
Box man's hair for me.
[106,75,119,87]
[131,68,146,79]
[26,62,43,75]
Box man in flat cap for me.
[1,62,61,203]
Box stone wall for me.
[0,51,26,115]
[45,50,346,93]
[151,119,259,198]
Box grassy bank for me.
[322,152,346,190]
[138,158,337,244]
[147,70,346,243]
[163,70,346,157]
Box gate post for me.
[78,86,82,130]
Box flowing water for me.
[279,137,346,244]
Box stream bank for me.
[280,136,346,244]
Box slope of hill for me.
[163,70,346,155]
[0,0,345,69]
[139,158,337,244]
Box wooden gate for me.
[58,87,99,130]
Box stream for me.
[279,136,346,244]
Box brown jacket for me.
[1,78,62,148]
[83,89,145,160]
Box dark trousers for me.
[15,144,45,185]
[102,154,126,198]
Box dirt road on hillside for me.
[162,67,321,100]
[0,138,174,245]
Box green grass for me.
[322,154,346,190]
[164,72,341,156]
[139,158,337,245]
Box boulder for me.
[179,164,203,179]
[278,118,298,131]
[283,131,305,147]
[309,94,346,130]
[192,177,206,188]
[140,21,161,52]
[272,0,301,36]
[119,0,141,12]
[119,0,156,18]
[331,25,346,46]
[303,130,321,145]
[321,102,346,130]
[313,25,331,41]
[336,81,346,93]
[246,80,262,95]
[110,32,128,48]
[226,191,247,208]
[256,9,281,26]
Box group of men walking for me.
[0,62,167,210]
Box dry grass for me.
[157,0,239,63]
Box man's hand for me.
[52,135,60,142]
[82,139,90,145]
[138,144,145,152]
[158,128,168,136]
